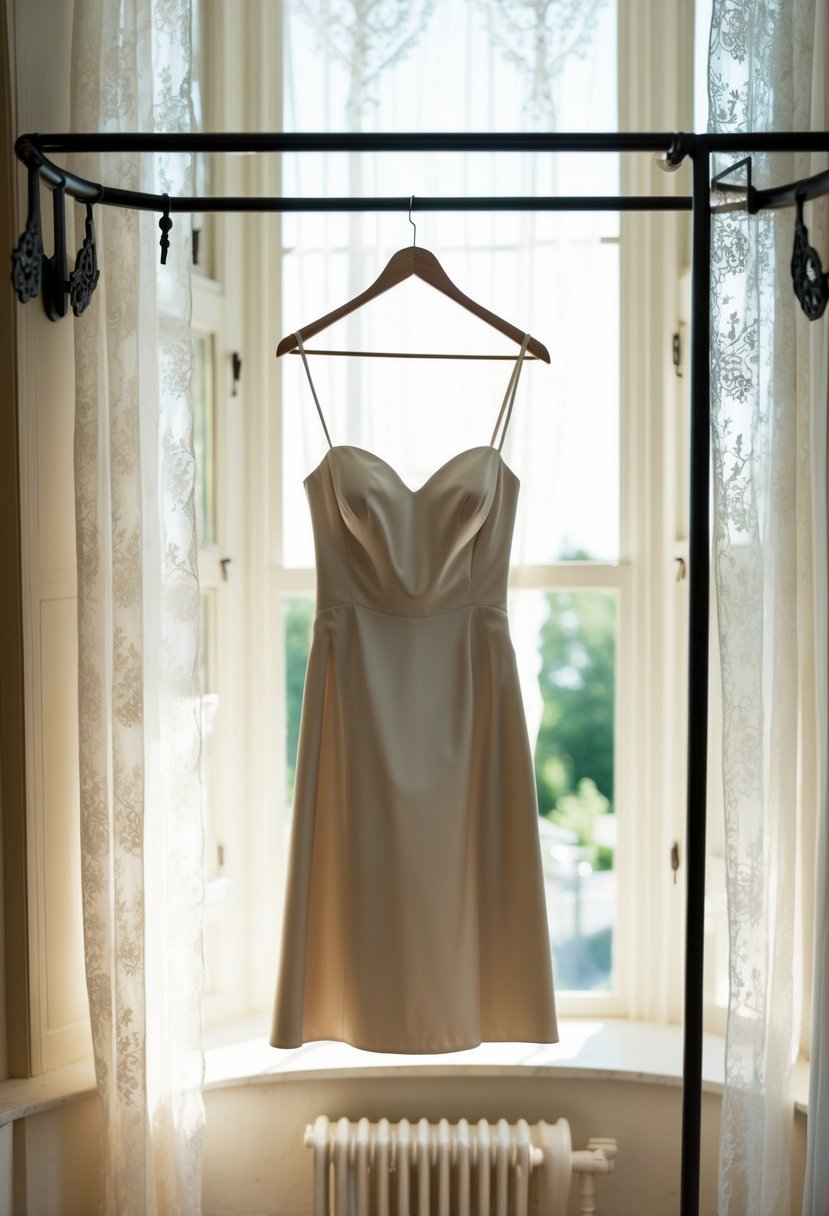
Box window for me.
[195,0,694,1035]
[276,0,627,1011]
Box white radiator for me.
[305,1116,617,1216]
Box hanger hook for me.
[408,195,416,247]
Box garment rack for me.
[11,128,829,1216]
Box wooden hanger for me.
[276,244,551,363]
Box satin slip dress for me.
[270,333,558,1053]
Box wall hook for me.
[68,202,100,316]
[10,165,43,303]
[408,195,416,247]
[159,193,173,265]
[791,194,829,320]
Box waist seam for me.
[314,601,508,621]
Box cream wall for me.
[1,1071,807,1215]
[0,1098,100,1216]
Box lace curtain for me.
[70,2,203,1213]
[707,2,828,1212]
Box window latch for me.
[231,351,242,397]
[672,330,682,378]
[671,841,680,884]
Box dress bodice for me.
[304,444,520,617]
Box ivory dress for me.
[270,334,558,1053]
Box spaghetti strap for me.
[489,333,532,451]
[295,331,334,449]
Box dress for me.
[270,333,558,1053]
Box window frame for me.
[192,0,263,1027]
[199,0,697,1031]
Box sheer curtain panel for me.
[708,1,829,1212]
[70,2,204,1213]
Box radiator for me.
[305,1115,617,1216]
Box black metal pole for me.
[750,163,829,212]
[24,131,688,155]
[680,146,712,1216]
[14,133,693,216]
[97,191,693,214]
[20,129,829,157]
[16,130,829,222]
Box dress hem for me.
[269,1032,560,1055]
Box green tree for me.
[284,597,314,799]
[550,777,614,870]
[535,588,616,817]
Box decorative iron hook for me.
[791,195,829,320]
[68,203,100,316]
[42,183,69,320]
[159,193,173,265]
[408,195,416,247]
[11,165,44,304]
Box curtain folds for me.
[708,2,828,1213]
[70,2,203,1213]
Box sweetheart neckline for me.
[304,443,519,495]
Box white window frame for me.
[193,0,261,1027]
[196,0,698,1033]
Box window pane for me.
[280,0,620,568]
[283,596,314,808]
[512,587,618,992]
[278,0,622,1002]
[281,228,620,566]
[200,588,221,880]
[193,332,217,545]
[704,856,729,1008]
[284,2,617,134]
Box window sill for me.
[0,1018,808,1127]
[205,1016,725,1091]
[205,1015,810,1115]
[0,1059,97,1128]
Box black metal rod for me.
[25,131,689,155]
[20,129,829,156]
[680,146,712,1216]
[711,159,829,214]
[751,163,829,212]
[17,130,826,155]
[16,131,829,221]
[101,190,692,214]
[15,136,694,214]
